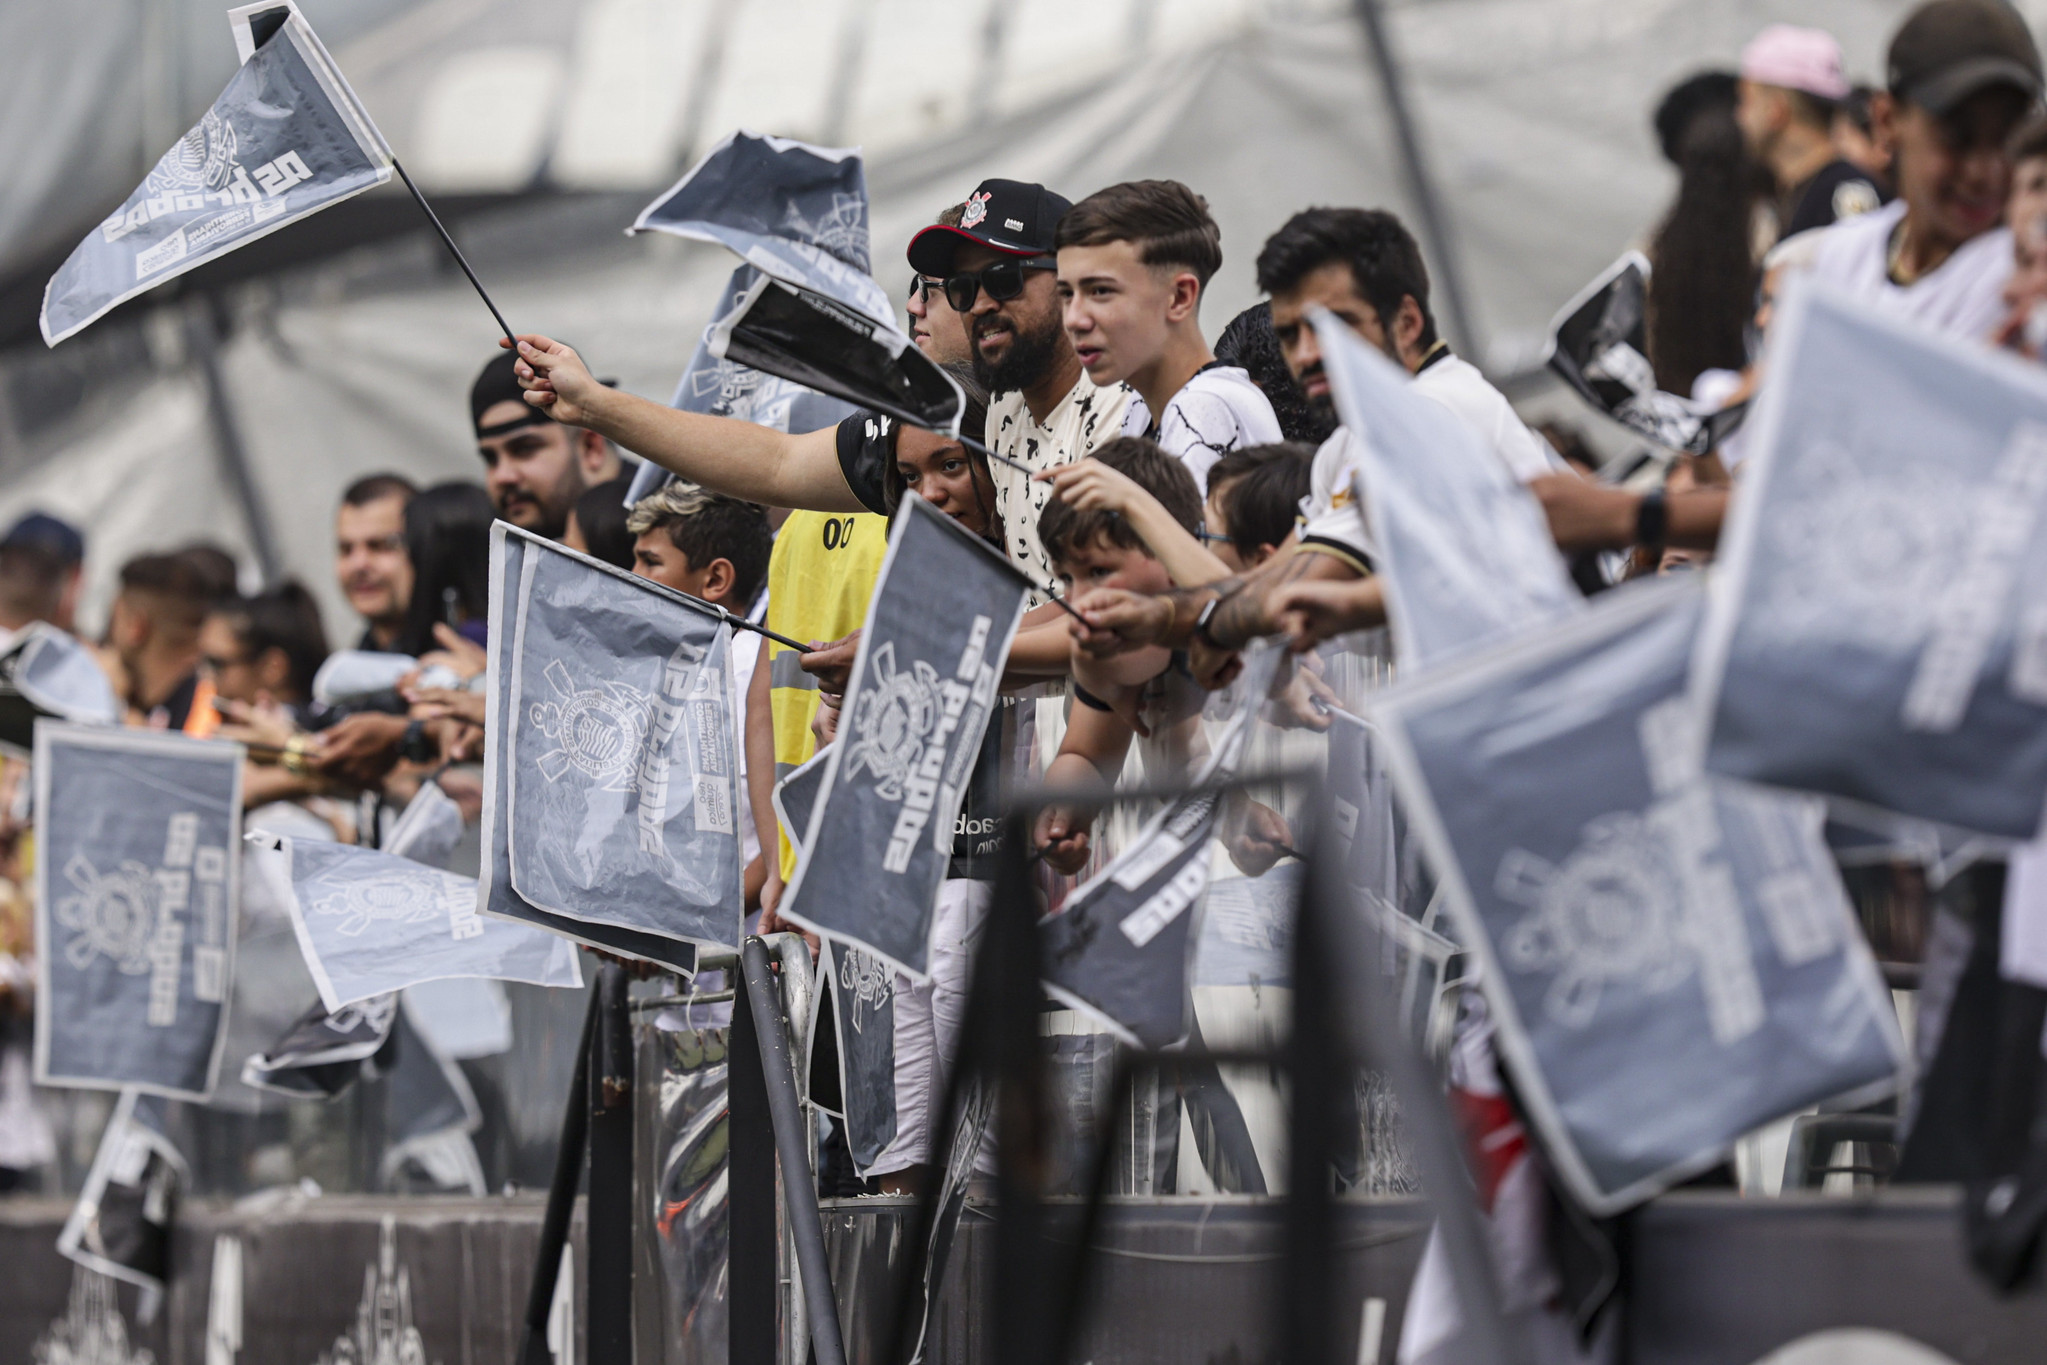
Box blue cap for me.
[1,512,84,567]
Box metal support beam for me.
[515,984,598,1365]
[730,954,779,1365]
[586,965,634,1364]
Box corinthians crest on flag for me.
[480,524,743,972]
[35,723,242,1100]
[1370,576,1904,1213]
[40,2,393,346]
[1696,282,2047,841]
[250,832,581,1011]
[778,496,1031,978]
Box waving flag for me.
[59,1090,185,1313]
[35,723,241,1099]
[241,994,395,1099]
[778,497,1031,977]
[1371,577,1903,1213]
[41,3,392,346]
[1313,309,1579,670]
[0,624,121,752]
[1697,282,2047,841]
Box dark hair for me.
[393,482,495,656]
[1254,208,1439,352]
[1209,443,1313,559]
[573,475,638,571]
[118,551,227,633]
[174,544,240,603]
[0,544,67,625]
[1037,436,1202,565]
[1654,71,1738,165]
[625,484,774,609]
[882,366,992,521]
[212,581,329,702]
[1214,302,1337,445]
[1054,179,1222,287]
[1839,83,1880,137]
[936,201,966,230]
[1645,93,1759,395]
[1782,87,1839,128]
[341,473,418,508]
[2011,112,2047,164]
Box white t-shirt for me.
[1804,199,2013,343]
[1121,364,1284,491]
[988,375,1134,601]
[1299,428,1374,569]
[1410,353,1562,481]
[733,591,767,866]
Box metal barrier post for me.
[516,984,599,1365]
[730,953,779,1365]
[587,964,634,1363]
[740,937,849,1365]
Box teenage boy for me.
[1737,25,1887,238]
[906,178,1134,595]
[1054,180,1281,490]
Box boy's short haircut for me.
[1209,443,1313,559]
[1038,435,1203,565]
[2011,112,2047,165]
[626,482,773,606]
[1053,180,1223,288]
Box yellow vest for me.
[768,509,888,878]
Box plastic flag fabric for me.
[34,723,241,1100]
[58,1090,186,1317]
[40,2,392,345]
[1696,281,2047,842]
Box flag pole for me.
[392,158,516,345]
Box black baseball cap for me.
[1887,0,2042,115]
[907,179,1072,275]
[0,512,83,568]
[471,348,615,438]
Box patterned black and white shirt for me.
[1120,363,1283,492]
[988,375,1134,603]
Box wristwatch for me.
[1636,488,1668,549]
[1193,595,1224,649]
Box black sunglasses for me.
[908,274,944,303]
[943,256,1056,313]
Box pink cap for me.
[1740,24,1851,101]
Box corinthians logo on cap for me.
[961,190,991,230]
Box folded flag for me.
[1371,576,1904,1213]
[241,993,397,1099]
[41,2,392,345]
[58,1089,185,1316]
[1697,282,2047,841]
[34,723,241,1100]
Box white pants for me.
[869,879,992,1175]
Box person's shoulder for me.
[1815,161,1886,219]
[1807,198,1905,276]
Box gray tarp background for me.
[1373,577,1903,1212]
[1699,283,2047,842]
[34,724,241,1100]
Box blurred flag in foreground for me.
[41,3,392,346]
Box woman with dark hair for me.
[392,482,495,657]
[200,581,330,712]
[1646,71,1766,397]
[566,474,638,570]
[883,366,997,541]
[1214,302,1336,446]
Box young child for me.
[1202,443,1314,573]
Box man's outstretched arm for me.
[510,336,866,513]
[1527,473,1728,553]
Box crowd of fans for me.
[0,0,2039,1208]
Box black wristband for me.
[1636,488,1668,548]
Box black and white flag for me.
[773,749,830,859]
[59,1089,185,1313]
[778,496,1031,977]
[254,832,580,1010]
[380,997,487,1194]
[632,130,961,436]
[0,623,121,752]
[817,939,898,1174]
[1312,308,1579,669]
[35,723,240,1100]
[1544,252,1750,457]
[482,526,749,973]
[241,993,395,1099]
[1697,282,2047,842]
[1040,643,1286,1049]
[41,2,392,345]
[1371,576,1904,1212]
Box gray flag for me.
[381,998,487,1194]
[1312,309,1580,670]
[1697,282,2047,841]
[35,723,241,1099]
[1544,252,1749,456]
[481,526,733,974]
[383,777,466,869]
[254,832,580,1010]
[819,939,899,1174]
[41,3,391,345]
[58,1089,185,1311]
[779,496,1031,977]
[0,624,122,753]
[1371,576,1904,1213]
[1326,709,1399,912]
[241,993,395,1099]
[1040,643,1285,1049]
[773,749,830,858]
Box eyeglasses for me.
[943,256,1056,314]
[1194,527,1233,546]
[908,275,944,304]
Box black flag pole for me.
[392,158,516,345]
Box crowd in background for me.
[0,0,2039,1217]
